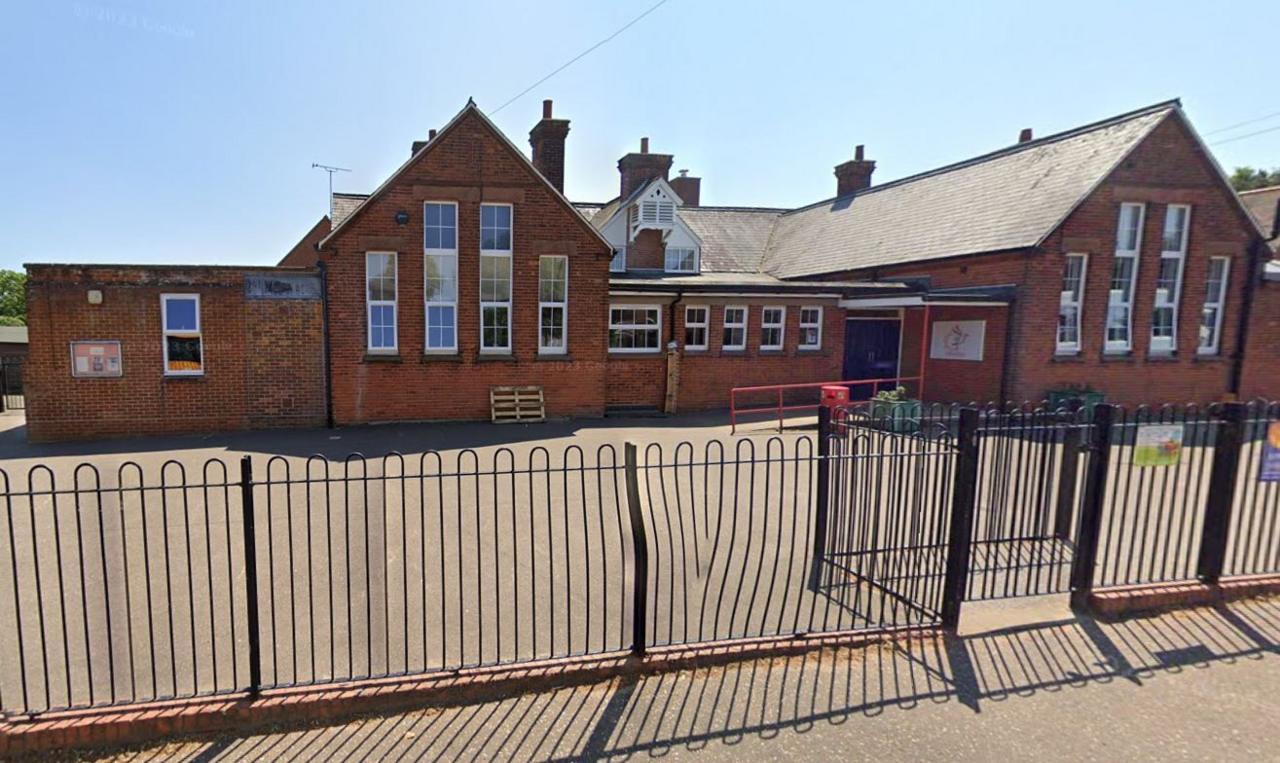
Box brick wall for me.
[625,229,667,270]
[1241,274,1280,400]
[279,216,329,267]
[320,108,613,424]
[24,265,326,442]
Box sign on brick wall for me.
[244,273,322,300]
[70,341,122,378]
[929,320,986,361]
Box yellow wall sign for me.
[1134,424,1184,467]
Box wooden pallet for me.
[490,385,546,424]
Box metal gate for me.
[965,407,1089,599]
[0,355,22,411]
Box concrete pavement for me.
[59,594,1280,762]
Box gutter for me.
[318,260,335,428]
[1229,238,1264,397]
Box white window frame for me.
[1150,204,1191,355]
[722,305,747,351]
[798,306,823,350]
[1198,256,1230,356]
[365,251,398,353]
[161,293,203,376]
[684,305,709,351]
[1106,203,1145,353]
[664,246,699,274]
[760,305,786,351]
[610,246,627,273]
[1056,254,1088,355]
[423,201,458,353]
[608,304,661,354]
[538,255,568,355]
[479,203,513,354]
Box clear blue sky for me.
[3,0,1278,272]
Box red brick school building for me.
[23,99,1280,441]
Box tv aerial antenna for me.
[311,163,352,219]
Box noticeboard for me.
[70,341,123,378]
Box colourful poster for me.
[70,341,123,378]
[1134,424,1183,467]
[1261,422,1280,483]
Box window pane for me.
[1117,205,1142,251]
[369,304,396,349]
[482,306,509,349]
[165,298,198,332]
[541,306,564,348]
[481,204,512,251]
[426,305,455,349]
[1162,206,1187,251]
[424,254,457,301]
[610,248,626,272]
[480,255,511,301]
[540,257,567,302]
[166,336,202,372]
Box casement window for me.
[1150,204,1190,354]
[799,306,823,350]
[608,305,661,352]
[1056,254,1088,354]
[760,306,785,350]
[366,252,397,352]
[722,305,747,350]
[423,202,458,352]
[538,256,568,354]
[664,246,698,273]
[610,246,627,273]
[479,204,513,352]
[684,306,708,350]
[1106,203,1144,352]
[1198,256,1230,356]
[161,294,203,375]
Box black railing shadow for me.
[101,597,1279,761]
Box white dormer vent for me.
[631,184,677,238]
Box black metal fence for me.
[1,399,1277,717]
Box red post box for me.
[820,385,849,408]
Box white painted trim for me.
[1197,255,1230,356]
[798,305,823,350]
[365,252,398,353]
[538,255,569,355]
[160,293,204,376]
[607,303,663,353]
[1105,203,1145,353]
[722,304,748,351]
[423,201,459,353]
[479,203,514,354]
[1150,204,1191,353]
[683,304,709,351]
[760,305,786,351]
[838,296,1010,308]
[1056,253,1088,355]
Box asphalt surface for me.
[63,594,1280,762]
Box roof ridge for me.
[683,205,788,213]
[1239,184,1280,195]
[780,99,1181,218]
[332,192,369,199]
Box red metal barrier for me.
[729,375,923,434]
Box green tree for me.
[0,270,26,326]
[1229,166,1280,192]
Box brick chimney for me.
[834,145,875,196]
[410,129,438,157]
[529,99,571,194]
[670,169,701,207]
[1018,128,1033,143]
[618,137,674,199]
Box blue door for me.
[843,319,901,400]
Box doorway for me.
[843,318,901,400]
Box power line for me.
[1203,109,1280,136]
[491,0,672,115]
[1210,124,1280,146]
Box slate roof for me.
[1240,185,1280,250]
[331,193,368,229]
[680,207,785,273]
[762,102,1177,278]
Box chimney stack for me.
[670,168,701,207]
[529,99,571,194]
[1018,128,1033,143]
[834,145,875,196]
[411,129,439,156]
[618,137,674,199]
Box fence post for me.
[239,455,263,694]
[808,406,832,591]
[1052,403,1083,541]
[1069,403,1115,609]
[1197,402,1246,584]
[623,442,648,657]
[941,407,980,630]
